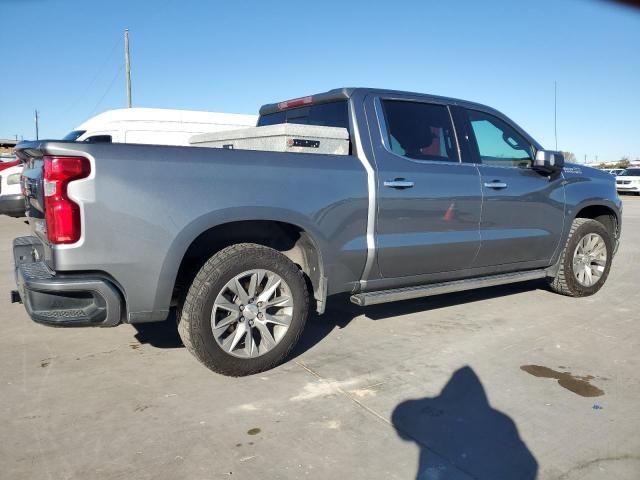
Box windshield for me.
[620,168,640,176]
[62,130,86,141]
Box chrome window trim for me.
[373,96,465,166]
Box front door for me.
[461,108,565,267]
[367,96,482,278]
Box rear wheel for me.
[548,218,613,297]
[178,243,309,376]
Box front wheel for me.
[548,218,613,297]
[178,243,309,376]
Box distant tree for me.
[561,151,576,162]
[598,163,607,169]
[616,157,630,169]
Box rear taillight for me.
[43,155,91,244]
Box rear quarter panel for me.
[34,142,369,321]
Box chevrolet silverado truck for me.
[11,88,622,376]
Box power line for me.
[64,37,122,114]
[90,64,125,115]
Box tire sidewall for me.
[187,245,308,375]
[562,220,613,296]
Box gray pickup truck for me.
[12,88,621,376]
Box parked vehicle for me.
[615,168,640,195]
[0,158,20,171]
[64,108,258,145]
[11,88,622,376]
[0,163,25,216]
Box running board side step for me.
[350,269,548,307]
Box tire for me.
[548,218,613,297]
[178,243,309,376]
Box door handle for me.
[384,178,415,189]
[484,181,508,189]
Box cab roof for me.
[258,87,497,116]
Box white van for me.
[63,108,258,146]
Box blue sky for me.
[1,0,638,162]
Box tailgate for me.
[18,149,47,240]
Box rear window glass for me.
[62,130,86,141]
[83,135,112,144]
[258,101,349,132]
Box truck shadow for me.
[392,366,538,479]
[131,280,546,357]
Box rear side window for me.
[467,110,533,167]
[381,100,458,162]
[62,130,86,141]
[84,135,112,144]
[258,101,349,132]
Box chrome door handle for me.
[384,179,415,189]
[484,181,508,189]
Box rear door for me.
[458,108,565,267]
[367,95,482,278]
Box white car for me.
[615,167,640,195]
[0,163,25,216]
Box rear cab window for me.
[258,101,349,131]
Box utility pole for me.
[584,153,587,164]
[34,110,39,140]
[124,29,132,108]
[554,81,558,151]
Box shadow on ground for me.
[132,280,547,360]
[392,366,538,479]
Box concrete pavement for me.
[1,197,639,479]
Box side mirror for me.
[534,150,564,172]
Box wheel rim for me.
[211,269,293,358]
[572,233,607,287]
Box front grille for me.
[617,180,631,185]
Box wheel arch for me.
[156,210,328,315]
[574,202,621,241]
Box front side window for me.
[381,100,458,162]
[467,110,533,167]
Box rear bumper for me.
[0,194,26,217]
[11,236,123,327]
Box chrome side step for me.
[350,269,548,307]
